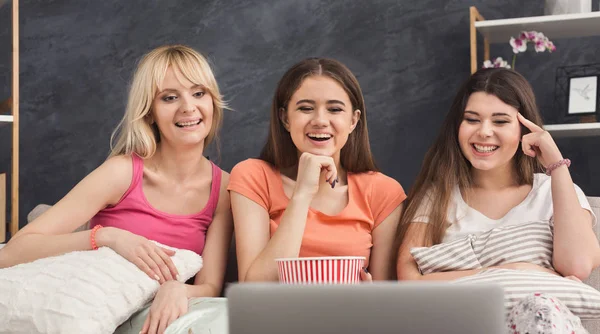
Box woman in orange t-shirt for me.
[228,58,406,282]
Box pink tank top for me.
[90,154,221,255]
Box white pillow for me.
[453,268,600,319]
[0,242,203,334]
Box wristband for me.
[90,224,103,250]
[545,158,571,176]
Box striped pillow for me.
[453,268,600,319]
[410,221,553,275]
[472,221,553,270]
[410,234,481,275]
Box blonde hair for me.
[109,45,226,158]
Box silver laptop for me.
[226,282,505,334]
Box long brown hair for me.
[395,68,544,250]
[259,58,378,173]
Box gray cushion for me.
[583,197,600,333]
[26,204,51,224]
[27,204,89,232]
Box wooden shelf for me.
[1,0,18,243]
[0,115,14,123]
[469,7,600,73]
[475,11,600,43]
[544,122,600,138]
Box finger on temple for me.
[517,113,542,132]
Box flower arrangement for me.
[483,31,556,70]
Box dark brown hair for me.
[395,68,545,251]
[259,58,378,173]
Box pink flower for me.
[493,57,510,68]
[510,37,527,54]
[519,32,529,40]
[526,31,538,41]
[535,32,547,42]
[534,39,547,52]
[482,57,511,69]
[487,31,556,70]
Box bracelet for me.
[545,158,571,176]
[90,225,103,250]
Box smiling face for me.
[458,92,522,172]
[151,66,214,148]
[280,75,360,161]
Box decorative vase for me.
[544,0,592,15]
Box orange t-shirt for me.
[227,159,406,266]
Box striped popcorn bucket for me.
[275,256,366,284]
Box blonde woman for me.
[0,45,233,334]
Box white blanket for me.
[115,297,228,334]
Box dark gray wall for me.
[0,0,598,230]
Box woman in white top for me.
[395,68,599,333]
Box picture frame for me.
[567,75,598,115]
[554,63,600,122]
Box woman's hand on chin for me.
[292,152,338,199]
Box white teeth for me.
[176,120,201,127]
[307,133,332,139]
[473,144,499,153]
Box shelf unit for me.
[475,11,600,44]
[469,6,600,138]
[544,122,600,138]
[0,115,14,122]
[469,7,600,73]
[1,0,19,242]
